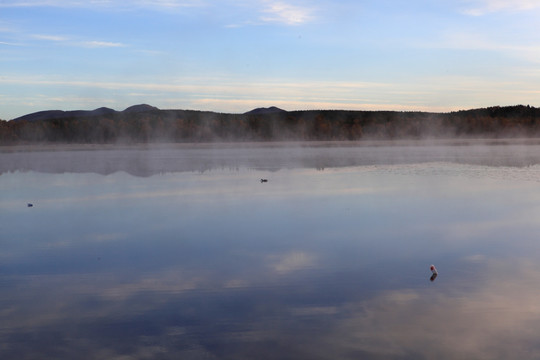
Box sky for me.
[1,0,540,120]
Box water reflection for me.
[3,139,540,176]
[2,143,540,359]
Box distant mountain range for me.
[244,106,286,115]
[12,104,159,122]
[3,104,540,144]
[10,104,284,122]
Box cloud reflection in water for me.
[3,145,540,358]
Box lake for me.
[2,140,540,359]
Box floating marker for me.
[260,179,268,183]
[27,203,33,207]
[429,265,438,282]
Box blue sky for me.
[1,0,540,119]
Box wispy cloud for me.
[28,34,127,48]
[0,41,23,46]
[0,0,84,7]
[31,34,68,41]
[133,0,206,9]
[0,0,206,10]
[2,72,538,119]
[0,76,388,95]
[429,30,540,64]
[0,21,17,33]
[462,0,540,15]
[192,98,456,113]
[268,251,317,274]
[82,40,126,48]
[260,1,315,25]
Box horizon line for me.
[6,103,537,121]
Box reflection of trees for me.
[2,105,540,144]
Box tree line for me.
[1,105,540,144]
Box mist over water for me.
[2,140,540,359]
[3,139,540,176]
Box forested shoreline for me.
[1,105,540,144]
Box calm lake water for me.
[3,141,540,359]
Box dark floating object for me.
[260,179,268,183]
[430,264,438,282]
[27,203,33,207]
